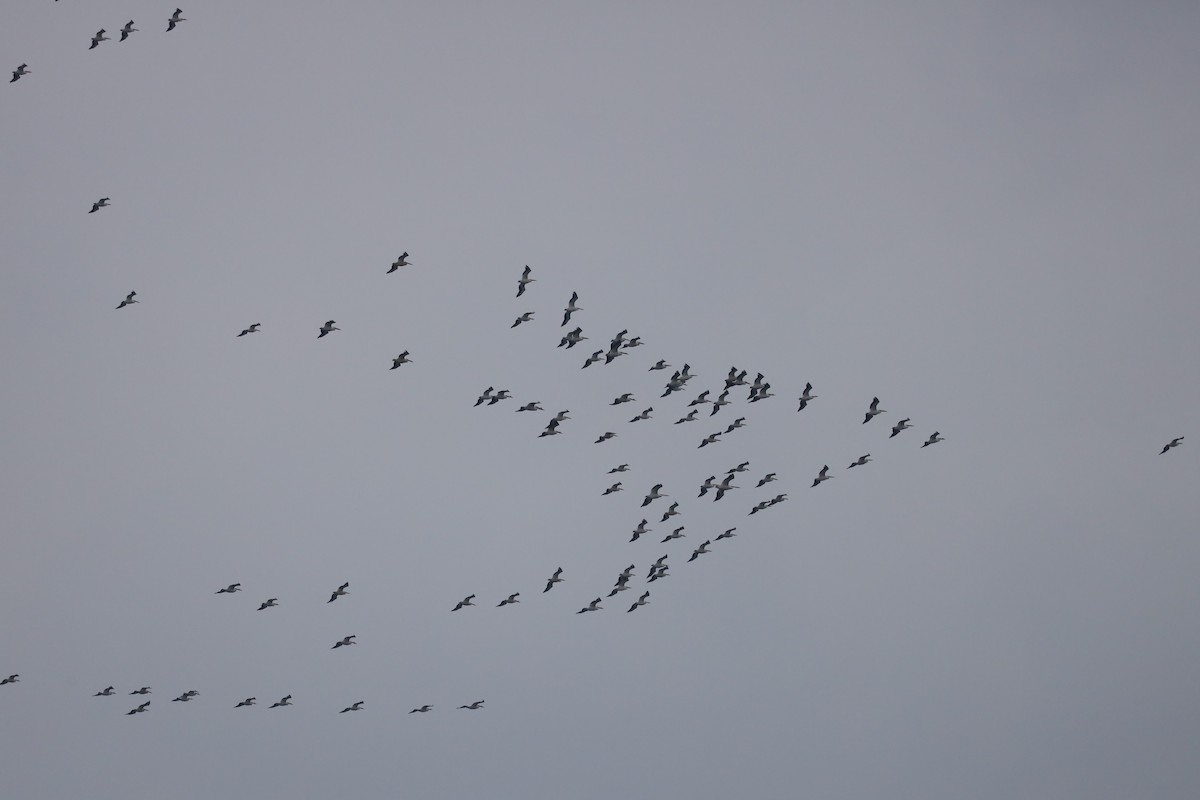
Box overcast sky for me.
[3,2,1199,798]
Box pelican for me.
[889,418,912,438]
[608,582,631,597]
[1160,436,1184,454]
[257,598,278,610]
[647,565,670,582]
[452,594,475,611]
[713,474,738,501]
[769,493,788,506]
[458,701,484,710]
[618,564,635,581]
[748,383,774,402]
[647,555,668,578]
[512,312,534,328]
[688,390,711,407]
[661,375,685,397]
[166,8,185,31]
[270,695,293,708]
[797,383,817,411]
[497,593,520,607]
[235,697,256,708]
[390,351,412,368]
[649,360,670,371]
[327,582,349,603]
[922,432,944,448]
[811,465,832,487]
[317,320,339,338]
[749,500,769,515]
[594,432,616,443]
[628,407,653,423]
[516,265,534,297]
[863,397,885,423]
[543,567,564,592]
[630,519,651,542]
[623,336,643,348]
[89,30,109,49]
[331,635,357,649]
[687,540,712,562]
[94,686,115,696]
[474,387,494,406]
[581,349,604,368]
[410,705,433,713]
[661,526,685,542]
[172,693,194,702]
[119,21,137,41]
[675,410,699,424]
[487,389,511,405]
[115,291,138,309]
[561,291,581,326]
[1,674,20,685]
[215,583,241,594]
[237,323,261,337]
[709,390,731,416]
[130,687,151,695]
[127,701,150,715]
[539,420,562,437]
[577,597,603,614]
[608,464,630,473]
[697,475,717,497]
[611,393,634,405]
[11,64,29,82]
[558,327,585,348]
[724,418,747,434]
[698,432,722,448]
[90,197,110,213]
[627,592,650,612]
[659,501,680,522]
[602,482,623,496]
[340,701,365,713]
[716,527,737,541]
[603,345,627,364]
[641,484,668,506]
[551,410,570,422]
[756,473,777,488]
[847,454,871,468]
[516,401,542,412]
[729,462,750,473]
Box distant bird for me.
[797,383,817,411]
[581,350,604,368]
[474,387,494,406]
[715,528,737,541]
[516,401,543,412]
[452,594,475,611]
[646,556,668,578]
[698,432,722,448]
[558,327,586,348]
[487,390,511,405]
[0,675,18,686]
[270,695,293,708]
[709,390,731,416]
[130,687,151,695]
[237,323,261,337]
[609,464,630,473]
[749,500,770,516]
[410,705,433,713]
[698,476,717,497]
[627,592,650,612]
[340,701,365,713]
[11,64,30,83]
[647,565,670,582]
[748,382,774,402]
[889,418,912,438]
[688,541,712,562]
[607,582,631,598]
[516,265,534,297]
[611,393,635,405]
[127,701,150,715]
[594,432,616,444]
[119,21,137,41]
[811,465,832,487]
[617,564,635,581]
[512,312,534,328]
[659,501,680,522]
[538,420,562,437]
[863,397,885,424]
[921,432,944,448]
[602,482,623,496]
[172,693,194,702]
[327,582,349,603]
[756,473,777,488]
[458,701,484,710]
[543,568,564,593]
[90,197,110,213]
[768,493,788,506]
[675,410,698,424]
[688,391,711,407]
[235,697,256,708]
[847,454,871,468]
[215,583,241,594]
[561,292,581,326]
[331,635,357,649]
[115,291,138,309]
[661,526,685,542]
[497,593,520,607]
[317,320,339,338]
[1160,436,1183,454]
[89,30,109,49]
[166,8,186,31]
[641,484,668,507]
[623,336,643,348]
[390,352,412,368]
[630,519,651,542]
[553,411,571,423]
[629,407,653,423]
[577,598,603,614]
[257,598,278,611]
[649,360,670,371]
[729,462,750,473]
[94,686,115,696]
[713,474,738,501]
[724,417,747,433]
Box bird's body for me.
[863,397,885,424]
[797,383,817,411]
[688,540,712,562]
[341,701,365,713]
[94,686,115,696]
[90,30,109,49]
[318,320,339,338]
[235,697,256,708]
[116,291,138,309]
[611,393,635,406]
[603,482,623,496]
[811,465,832,487]
[595,432,616,444]
[327,582,349,603]
[543,568,564,593]
[890,418,912,438]
[641,484,668,507]
[716,528,737,541]
[512,312,534,328]
[922,432,944,448]
[90,198,110,213]
[270,695,293,708]
[630,519,651,542]
[167,9,185,31]
[629,407,653,423]
[516,265,534,297]
[1,675,19,685]
[698,432,722,448]
[11,64,30,82]
[237,323,261,337]
[258,598,278,610]
[698,476,717,497]
[130,686,150,695]
[474,387,494,406]
[577,597,603,614]
[724,417,746,433]
[497,593,520,607]
[452,594,475,611]
[713,474,738,501]
[516,402,543,412]
[659,501,680,522]
[127,701,150,715]
[120,21,137,41]
[215,583,241,594]
[756,473,777,488]
[561,291,581,326]
[331,635,357,649]
[1160,436,1184,454]
[661,526,685,542]
[627,592,650,612]
[459,701,484,710]
[387,253,411,273]
[390,352,412,368]
[847,454,871,468]
[649,360,670,371]
[410,705,433,713]
[676,410,699,424]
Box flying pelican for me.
[602,482,623,496]
[512,312,534,328]
[115,291,138,309]
[797,383,817,411]
[474,387,494,406]
[649,360,670,371]
[452,594,475,611]
[647,565,670,582]
[603,345,627,364]
[659,501,680,522]
[561,291,581,326]
[641,484,668,507]
[410,705,433,713]
[552,410,571,423]
[558,327,585,348]
[497,593,520,607]
[257,598,278,610]
[1,675,19,686]
[811,465,832,487]
[172,693,194,702]
[623,336,643,348]
[769,493,788,506]
[538,420,562,437]
[166,9,185,31]
[487,390,511,405]
[459,701,484,710]
[11,64,29,82]
[594,432,616,443]
[119,21,137,41]
[749,500,770,515]
[130,687,151,695]
[724,418,747,434]
[607,582,631,598]
[543,568,564,593]
[94,686,115,696]
[215,583,241,594]
[688,541,712,562]
[713,474,738,501]
[697,476,717,497]
[608,464,630,473]
[235,698,256,708]
[629,407,653,423]
[922,432,944,448]
[748,383,775,402]
[318,320,339,338]
[390,352,412,368]
[889,418,912,438]
[516,265,534,297]
[646,556,668,578]
[630,519,651,542]
[577,598,603,614]
[709,390,731,416]
[516,401,543,412]
[627,592,650,612]
[331,635,357,649]
[127,701,150,715]
[611,393,634,405]
[340,701,365,713]
[716,528,737,541]
[89,30,109,49]
[698,432,722,448]
[327,582,349,603]
[863,397,885,424]
[756,473,777,488]
[237,323,261,337]
[90,197,110,213]
[1152,434,1180,453]
[688,390,711,407]
[581,349,604,368]
[675,410,699,424]
[661,527,685,542]
[270,695,293,708]
[847,454,871,468]
[729,462,750,473]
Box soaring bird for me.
[127,701,150,715]
[659,501,680,522]
[649,360,670,371]
[235,697,256,708]
[698,432,722,448]
[811,465,832,487]
[2,674,20,686]
[172,693,195,702]
[889,418,912,438]
[611,393,634,405]
[452,594,475,611]
[577,598,603,614]
[512,312,534,328]
[115,291,138,309]
[675,410,698,424]
[558,327,586,348]
[410,705,433,713]
[390,351,412,368]
[167,9,186,32]
[340,701,365,713]
[602,482,623,496]
[257,598,278,610]
[749,500,770,516]
[331,635,357,649]
[661,527,685,542]
[724,418,747,434]
[713,474,738,501]
[628,407,653,423]
[538,419,562,437]
[688,390,711,407]
[863,397,885,424]
[608,464,630,474]
[130,687,151,695]
[215,583,241,594]
[581,350,604,368]
[459,700,484,710]
[237,323,261,337]
[474,387,494,406]
[543,568,564,593]
[487,390,511,405]
[318,320,339,338]
[11,64,29,82]
[922,432,944,448]
[728,462,750,473]
[386,253,412,273]
[327,582,349,603]
[641,484,668,507]
[497,593,520,607]
[90,197,110,213]
[715,528,737,541]
[270,695,293,708]
[119,21,137,41]
[623,336,643,348]
[847,454,871,468]
[688,541,712,562]
[627,591,650,612]
[697,476,717,497]
[561,292,581,326]
[516,401,543,412]
[630,519,651,542]
[1160,436,1183,454]
[89,30,109,49]
[94,686,115,696]
[516,265,534,297]
[756,473,777,488]
[594,432,616,444]
[797,382,817,411]
[709,390,731,416]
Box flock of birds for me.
[11,8,186,83]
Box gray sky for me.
[3,2,1199,798]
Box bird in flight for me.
[116,291,138,309]
[543,568,564,593]
[1160,437,1184,454]
[94,686,115,696]
[237,323,261,337]
[811,465,833,487]
[561,292,581,326]
[1,674,19,685]
[497,593,520,607]
[119,21,138,41]
[516,265,534,297]
[391,351,412,368]
[847,454,871,468]
[340,701,365,713]
[167,9,186,32]
[459,700,484,710]
[512,312,534,328]
[89,30,110,49]
[270,695,293,708]
[863,397,885,424]
[889,418,912,438]
[127,701,150,715]
[452,594,475,611]
[257,598,278,610]
[594,432,616,444]
[11,64,30,83]
[130,687,151,695]
[577,598,603,614]
[627,592,650,612]
[215,583,241,594]
[387,252,412,273]
[797,382,817,411]
[410,705,433,713]
[331,635,357,649]
[327,582,349,603]
[90,197,110,213]
[318,320,339,338]
[922,432,944,448]
[235,697,256,708]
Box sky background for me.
[3,2,1199,798]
